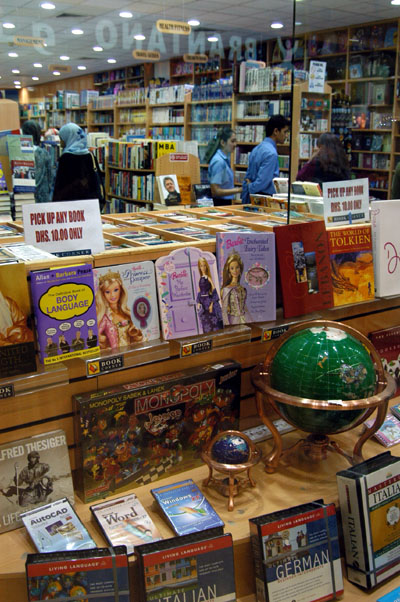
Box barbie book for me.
[216,231,276,325]
[93,262,160,351]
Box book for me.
[391,403,400,420]
[151,478,224,535]
[0,261,37,377]
[93,261,160,351]
[363,413,400,447]
[274,221,334,318]
[26,545,130,601]
[90,493,162,554]
[369,326,400,395]
[177,175,191,205]
[249,500,343,602]
[291,181,322,196]
[2,242,55,262]
[73,360,240,503]
[135,530,235,602]
[156,174,182,206]
[371,200,400,297]
[193,184,213,206]
[336,452,400,589]
[30,263,100,364]
[327,224,375,306]
[273,177,288,193]
[216,231,276,324]
[377,587,400,602]
[0,135,35,193]
[21,497,96,553]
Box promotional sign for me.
[13,35,44,47]
[156,20,191,35]
[309,60,326,93]
[22,200,105,255]
[183,53,208,63]
[132,50,160,61]
[48,64,71,73]
[323,178,369,226]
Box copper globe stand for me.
[252,320,396,473]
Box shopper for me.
[52,123,105,209]
[241,115,290,203]
[205,127,242,206]
[296,132,351,184]
[21,120,53,203]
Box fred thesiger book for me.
[135,529,235,602]
[336,452,400,589]
[26,545,130,602]
[249,500,343,602]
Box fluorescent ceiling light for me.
[107,58,117,63]
[53,71,60,75]
[12,69,20,74]
[391,0,400,4]
[8,52,19,57]
[134,34,146,40]
[271,22,284,29]
[119,11,132,18]
[188,19,200,26]
[41,2,55,8]
[93,46,103,52]
[33,63,43,68]
[295,21,302,25]
[32,76,39,80]
[2,22,16,29]
[14,80,21,84]
[208,35,218,42]
[71,28,84,35]
[15,85,21,89]
[60,55,70,60]
[77,65,87,70]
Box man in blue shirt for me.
[241,114,290,204]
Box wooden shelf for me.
[108,164,154,172]
[189,99,233,104]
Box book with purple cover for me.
[364,413,400,447]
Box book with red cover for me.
[369,325,400,395]
[274,221,333,318]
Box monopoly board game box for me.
[73,360,241,503]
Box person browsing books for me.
[296,132,351,184]
[205,127,242,206]
[21,120,53,203]
[241,115,290,203]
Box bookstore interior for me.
[1,0,400,600]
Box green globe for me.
[270,325,376,434]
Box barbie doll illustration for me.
[196,257,223,333]
[96,270,143,350]
[221,253,252,325]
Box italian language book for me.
[151,479,224,536]
[21,497,96,553]
[30,263,100,365]
[249,500,343,602]
[274,221,334,318]
[363,413,400,447]
[73,360,240,503]
[25,545,130,602]
[135,530,235,602]
[327,223,375,306]
[369,326,400,395]
[0,429,74,534]
[336,452,400,588]
[371,200,400,297]
[90,493,162,554]
[0,261,36,378]
[216,231,276,324]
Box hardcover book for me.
[21,497,96,553]
[157,174,182,206]
[90,493,162,554]
[336,452,400,588]
[369,326,400,395]
[151,479,224,535]
[73,360,240,503]
[327,224,375,306]
[274,221,334,318]
[363,413,400,447]
[249,500,343,602]
[26,545,130,602]
[216,231,276,324]
[30,263,100,364]
[135,530,235,602]
[371,200,400,297]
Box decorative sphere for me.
[211,433,250,464]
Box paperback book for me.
[363,413,400,447]
[90,493,162,554]
[337,452,400,588]
[369,326,400,395]
[371,200,400,297]
[391,403,400,420]
[151,478,224,535]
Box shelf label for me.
[48,64,71,73]
[86,355,124,377]
[132,50,160,61]
[169,153,188,162]
[13,35,44,47]
[262,325,290,341]
[156,20,191,35]
[0,385,14,399]
[183,53,208,63]
[181,339,213,357]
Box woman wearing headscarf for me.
[21,120,53,203]
[52,123,104,209]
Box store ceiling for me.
[1,0,399,91]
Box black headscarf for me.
[21,120,41,146]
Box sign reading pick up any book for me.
[22,200,105,256]
[322,178,369,226]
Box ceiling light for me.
[93,46,103,52]
[60,55,70,60]
[15,85,21,89]
[188,19,200,26]
[295,21,302,25]
[33,63,43,68]
[107,58,116,63]
[40,2,55,8]
[119,11,132,18]
[2,22,16,29]
[12,69,20,74]
[77,65,87,70]
[71,28,84,35]
[208,35,219,42]
[8,52,19,58]
[14,80,21,84]
[134,34,146,40]
[391,0,400,4]
[53,71,60,75]
[32,76,39,80]
[271,22,284,29]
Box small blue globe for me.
[211,433,250,464]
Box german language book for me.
[216,231,276,324]
[90,493,162,554]
[371,200,400,297]
[93,261,160,351]
[336,452,400,588]
[21,497,96,553]
[0,261,36,378]
[135,530,235,602]
[327,223,374,306]
[30,263,100,364]
[249,500,343,602]
[363,413,400,447]
[369,326,400,395]
[151,478,224,535]
[73,360,240,503]
[0,429,74,533]
[26,545,130,602]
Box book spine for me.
[249,522,269,602]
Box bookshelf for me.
[87,97,116,136]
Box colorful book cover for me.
[73,360,240,503]
[274,221,334,318]
[26,545,130,602]
[249,500,343,602]
[327,224,375,306]
[157,174,181,206]
[216,231,276,324]
[30,263,100,365]
[0,159,8,193]
[90,493,162,554]
[11,158,35,193]
[0,429,74,534]
[364,413,400,447]
[371,200,400,297]
[21,497,96,553]
[136,531,235,602]
[93,261,160,351]
[369,326,400,395]
[151,479,224,535]
[155,247,223,339]
[0,261,36,377]
[336,452,400,589]
[391,403,400,420]
[177,175,191,205]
